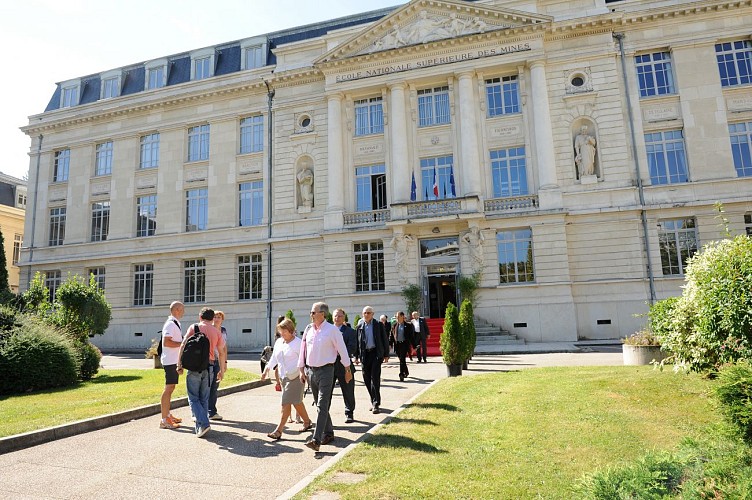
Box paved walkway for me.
[0,348,622,500]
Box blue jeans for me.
[208,359,220,416]
[186,367,210,431]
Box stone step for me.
[476,335,525,345]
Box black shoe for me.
[372,406,380,414]
[321,434,335,445]
[305,438,320,451]
[345,415,354,423]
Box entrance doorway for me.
[419,237,460,318]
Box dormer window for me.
[100,70,122,99]
[145,58,168,89]
[240,37,267,71]
[60,79,80,108]
[191,48,215,80]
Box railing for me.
[406,199,463,217]
[484,195,538,213]
[343,209,390,226]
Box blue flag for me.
[410,172,417,201]
[449,164,456,197]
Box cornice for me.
[619,0,752,27]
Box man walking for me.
[355,306,389,414]
[411,311,430,363]
[390,311,415,382]
[299,302,352,452]
[177,307,226,438]
[159,301,184,429]
[332,308,358,423]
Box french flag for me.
[432,166,439,198]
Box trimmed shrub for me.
[0,317,78,394]
[440,302,462,365]
[715,362,752,444]
[75,341,102,380]
[459,299,476,361]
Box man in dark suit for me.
[332,308,358,423]
[411,311,431,363]
[355,305,389,414]
[390,311,416,381]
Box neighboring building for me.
[0,173,27,294]
[19,0,752,350]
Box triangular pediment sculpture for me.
[316,0,552,65]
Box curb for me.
[0,379,269,455]
[278,377,441,500]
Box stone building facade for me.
[19,0,752,349]
[0,173,27,294]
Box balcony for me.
[484,194,537,213]
[343,209,390,226]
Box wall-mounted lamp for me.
[432,227,440,234]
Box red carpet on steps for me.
[424,318,444,357]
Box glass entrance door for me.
[419,236,460,318]
[425,267,457,318]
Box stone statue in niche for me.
[462,227,485,273]
[574,125,597,178]
[297,162,314,209]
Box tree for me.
[401,283,422,315]
[51,274,111,342]
[0,229,11,303]
[22,272,50,314]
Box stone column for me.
[529,61,558,189]
[390,83,410,204]
[457,72,481,197]
[325,93,344,229]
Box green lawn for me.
[298,366,719,499]
[0,368,257,438]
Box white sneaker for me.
[196,425,211,438]
[209,413,223,421]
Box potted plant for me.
[145,337,162,369]
[401,283,422,315]
[622,329,664,366]
[440,302,463,376]
[459,299,476,368]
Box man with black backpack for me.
[159,301,184,430]
[177,307,226,438]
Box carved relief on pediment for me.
[362,10,518,55]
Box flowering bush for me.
[622,329,661,346]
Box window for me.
[659,218,698,275]
[137,195,157,237]
[45,271,62,303]
[239,181,263,226]
[133,264,153,306]
[490,147,528,198]
[729,122,752,177]
[354,97,384,136]
[244,45,264,70]
[102,77,120,99]
[16,191,27,208]
[140,133,160,169]
[95,141,113,176]
[61,85,78,108]
[420,155,456,200]
[187,124,210,162]
[636,52,676,97]
[485,76,520,116]
[238,254,262,300]
[54,149,70,182]
[186,188,208,231]
[184,259,206,303]
[194,56,212,80]
[91,202,110,242]
[645,130,688,184]
[12,234,22,265]
[418,86,450,127]
[88,267,105,290]
[49,207,66,246]
[355,164,387,212]
[239,116,264,154]
[354,242,384,292]
[715,40,752,87]
[147,66,165,89]
[745,213,752,236]
[497,229,535,284]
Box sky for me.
[0,0,402,181]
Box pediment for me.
[315,0,552,65]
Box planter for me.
[622,344,664,366]
[153,356,162,369]
[462,360,469,370]
[446,363,463,377]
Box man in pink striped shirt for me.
[298,302,352,452]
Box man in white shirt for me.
[159,301,184,429]
[298,302,352,451]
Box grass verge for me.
[0,368,257,437]
[299,366,719,499]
